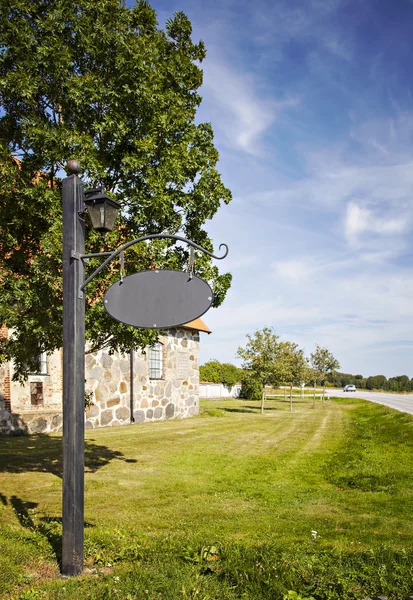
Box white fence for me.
[199,383,242,399]
[199,384,329,400]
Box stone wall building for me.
[0,319,210,435]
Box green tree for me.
[275,341,308,412]
[239,373,262,400]
[354,374,367,389]
[366,375,388,390]
[199,360,242,388]
[0,0,232,379]
[387,375,411,392]
[326,370,367,390]
[236,327,280,414]
[200,361,222,384]
[220,363,243,388]
[310,345,340,401]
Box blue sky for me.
[149,0,413,377]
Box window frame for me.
[30,381,44,406]
[29,352,48,376]
[149,342,164,380]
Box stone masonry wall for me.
[0,327,200,435]
[10,350,63,413]
[85,328,200,429]
[1,348,63,434]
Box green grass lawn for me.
[0,396,413,599]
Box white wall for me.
[199,383,241,399]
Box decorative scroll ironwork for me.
[80,233,228,292]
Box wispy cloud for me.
[201,61,299,154]
[251,0,356,60]
[202,111,413,376]
[153,0,413,377]
[344,202,409,246]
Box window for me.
[30,382,44,406]
[149,343,163,379]
[31,352,48,375]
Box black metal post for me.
[62,166,85,576]
[130,349,135,423]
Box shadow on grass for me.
[220,407,258,414]
[0,435,137,478]
[4,495,95,565]
[243,405,282,412]
[220,404,287,413]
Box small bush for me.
[240,378,262,400]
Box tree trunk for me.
[313,382,316,408]
[289,385,293,412]
[261,386,265,414]
[284,386,286,401]
[322,380,325,402]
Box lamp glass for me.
[87,202,105,231]
[86,197,120,234]
[104,202,119,232]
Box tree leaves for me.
[0,0,232,379]
[236,327,281,388]
[310,345,341,382]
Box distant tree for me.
[310,345,340,400]
[200,360,242,388]
[354,374,367,389]
[328,371,352,388]
[237,327,280,413]
[275,341,308,412]
[387,378,398,392]
[239,372,262,400]
[326,370,367,389]
[388,375,411,393]
[398,375,410,392]
[366,375,387,390]
[220,363,243,388]
[200,360,222,384]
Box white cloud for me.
[272,259,312,282]
[201,61,298,155]
[201,111,413,377]
[203,255,413,374]
[155,0,413,378]
[344,203,369,241]
[344,202,408,245]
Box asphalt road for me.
[329,389,413,416]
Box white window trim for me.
[149,342,164,380]
[29,351,48,376]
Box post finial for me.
[67,160,81,175]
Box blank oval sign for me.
[104,270,214,329]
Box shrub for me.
[239,377,262,400]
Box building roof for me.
[181,318,211,334]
